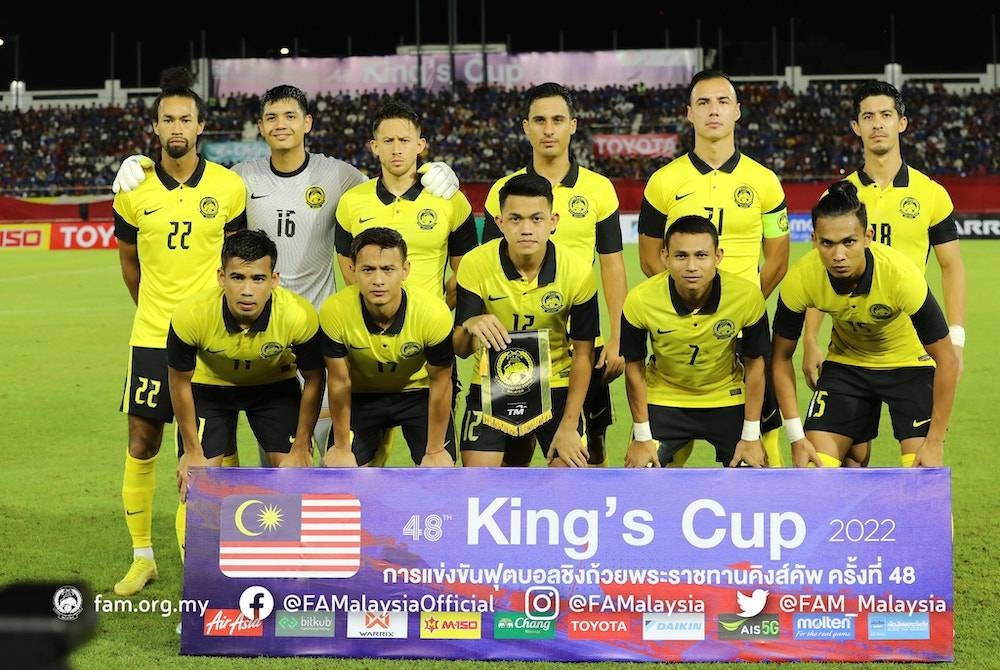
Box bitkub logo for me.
[239,585,274,622]
[524,586,559,620]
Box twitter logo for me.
[736,589,769,618]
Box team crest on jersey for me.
[494,348,535,395]
[733,185,755,208]
[417,209,438,230]
[400,341,423,358]
[540,291,564,314]
[869,304,894,320]
[260,342,284,358]
[778,212,789,232]
[898,196,920,219]
[200,197,220,218]
[713,319,736,339]
[305,186,326,209]
[567,195,589,218]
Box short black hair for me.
[852,80,905,118]
[664,214,719,250]
[350,226,408,263]
[222,229,278,270]
[687,69,739,104]
[812,181,868,231]
[152,66,205,121]
[371,99,422,137]
[524,82,575,119]
[260,84,309,118]
[498,173,553,211]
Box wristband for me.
[949,325,965,347]
[633,421,653,442]
[741,420,761,441]
[784,417,805,443]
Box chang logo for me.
[567,195,589,218]
[260,342,284,358]
[540,290,564,314]
[400,341,422,358]
[733,185,755,208]
[494,348,535,395]
[713,319,736,339]
[417,208,438,230]
[305,186,326,209]
[200,196,220,218]
[899,196,920,219]
[869,304,894,320]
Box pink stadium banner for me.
[211,50,700,96]
[181,467,953,662]
[592,133,680,158]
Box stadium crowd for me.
[1,81,998,197]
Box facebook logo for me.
[239,585,275,622]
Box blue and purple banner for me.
[182,467,953,662]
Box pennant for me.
[480,330,552,436]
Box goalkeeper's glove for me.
[112,155,154,194]
[418,161,460,199]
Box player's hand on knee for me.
[732,439,766,467]
[624,439,659,468]
[279,447,313,468]
[323,446,359,468]
[420,449,455,468]
[790,437,823,468]
[112,155,154,194]
[418,161,460,199]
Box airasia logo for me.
[203,608,264,637]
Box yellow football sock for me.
[667,442,693,467]
[123,451,157,549]
[175,500,187,562]
[221,452,240,467]
[900,453,917,468]
[815,452,842,468]
[762,429,784,467]
[370,427,395,467]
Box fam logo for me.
[567,195,590,219]
[717,588,779,640]
[400,341,423,358]
[347,610,409,638]
[733,185,755,208]
[305,186,326,209]
[540,290,564,314]
[869,304,894,320]
[777,212,790,232]
[52,585,84,621]
[199,196,220,219]
[494,348,535,395]
[419,612,481,639]
[417,208,438,230]
[898,196,920,219]
[713,319,736,340]
[260,341,284,358]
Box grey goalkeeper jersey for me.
[232,153,367,308]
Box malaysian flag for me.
[219,494,361,578]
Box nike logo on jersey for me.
[143,207,162,215]
[656,328,676,334]
[250,193,270,199]
[487,295,508,301]
[912,418,932,428]
[674,192,694,200]
[207,348,226,354]
[359,216,376,223]
[349,344,369,350]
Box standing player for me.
[801,81,966,466]
[455,173,599,468]
[481,82,626,467]
[112,67,247,596]
[320,227,456,468]
[772,182,958,467]
[636,69,789,467]
[622,215,769,468]
[111,85,461,459]
[168,229,323,555]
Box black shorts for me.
[459,384,583,457]
[736,338,781,433]
[346,390,457,465]
[804,361,935,444]
[120,346,173,423]
[651,404,746,466]
[175,378,302,459]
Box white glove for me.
[112,155,154,194]
[418,161,460,199]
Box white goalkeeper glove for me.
[418,161,460,199]
[112,155,154,194]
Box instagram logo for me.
[524,587,560,620]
